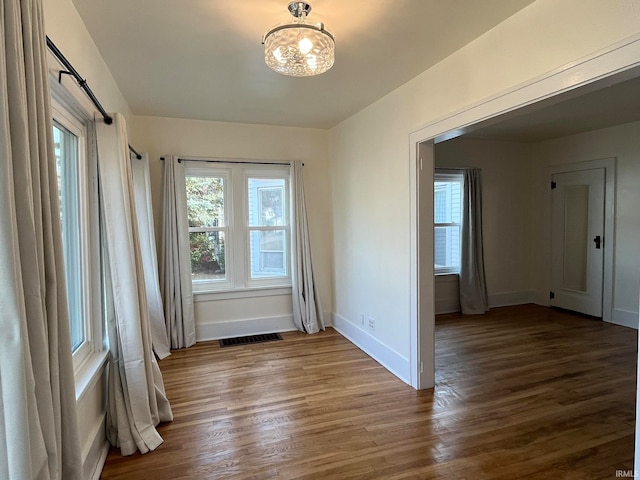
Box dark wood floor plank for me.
[100,305,637,479]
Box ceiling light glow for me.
[262,2,335,77]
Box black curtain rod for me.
[434,167,476,171]
[160,157,303,166]
[129,145,143,160]
[46,36,142,160]
[177,158,293,166]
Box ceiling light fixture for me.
[262,2,335,77]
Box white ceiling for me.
[70,0,535,129]
[465,72,640,143]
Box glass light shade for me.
[264,22,335,77]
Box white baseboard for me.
[489,290,535,308]
[435,290,535,314]
[89,443,109,480]
[84,412,108,480]
[332,313,410,384]
[435,274,460,314]
[196,310,335,341]
[609,308,639,329]
[531,291,551,307]
[196,315,298,341]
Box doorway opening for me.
[409,37,640,390]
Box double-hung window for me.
[52,98,97,371]
[184,162,291,292]
[186,171,229,283]
[247,176,288,280]
[434,171,463,274]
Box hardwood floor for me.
[100,305,637,479]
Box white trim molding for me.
[410,34,640,142]
[84,413,109,480]
[196,315,298,341]
[610,309,639,329]
[333,314,410,385]
[488,291,536,309]
[436,289,536,315]
[193,287,292,302]
[196,310,333,341]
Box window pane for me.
[186,176,225,227]
[190,231,226,281]
[247,178,286,226]
[249,230,287,278]
[434,181,462,223]
[53,123,84,351]
[434,226,461,271]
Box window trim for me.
[244,168,291,288]
[434,171,464,275]
[186,167,233,291]
[182,161,292,295]
[51,88,105,384]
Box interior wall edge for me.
[333,313,410,385]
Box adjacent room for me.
[2,0,640,479]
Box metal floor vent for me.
[219,333,283,348]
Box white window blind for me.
[434,172,463,274]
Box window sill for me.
[75,349,108,403]
[435,273,460,284]
[193,286,293,302]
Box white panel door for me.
[551,168,605,317]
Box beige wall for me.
[40,0,640,471]
[435,138,533,304]
[329,0,640,378]
[43,0,130,118]
[129,115,334,336]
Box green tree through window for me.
[186,176,226,279]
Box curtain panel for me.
[160,155,196,349]
[130,153,171,359]
[290,161,324,334]
[95,114,173,456]
[0,0,83,478]
[459,168,489,314]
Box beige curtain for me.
[0,0,83,478]
[290,161,324,333]
[160,155,196,349]
[459,168,489,314]
[130,152,171,359]
[96,114,173,456]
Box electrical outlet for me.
[367,316,375,331]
